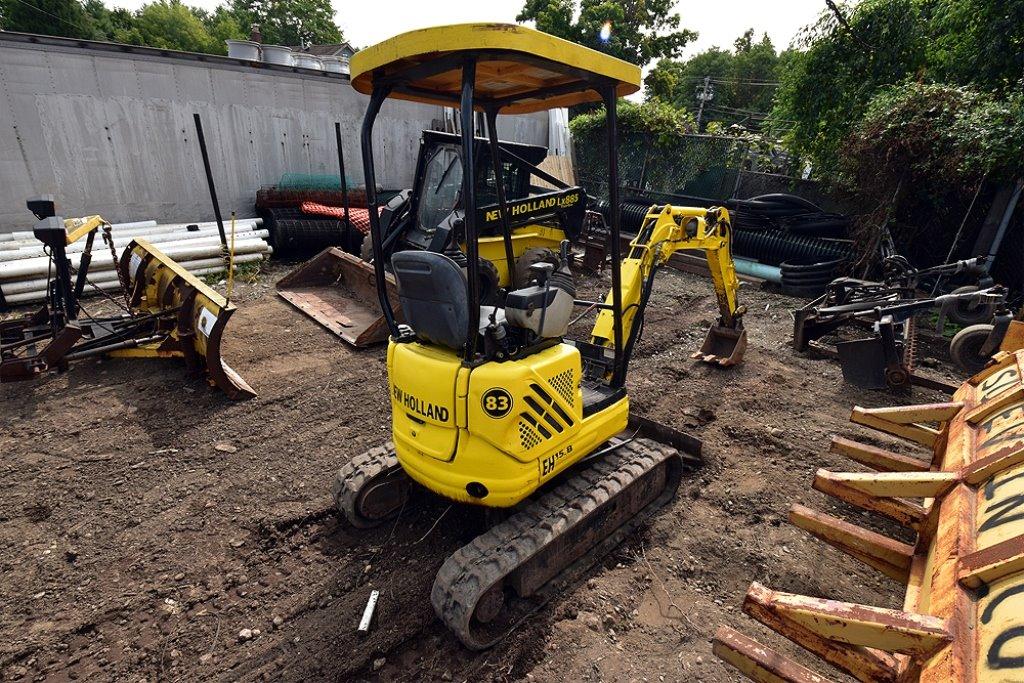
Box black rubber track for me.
[430,438,689,650]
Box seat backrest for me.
[391,251,469,351]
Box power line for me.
[9,0,93,35]
[710,79,780,87]
[675,76,781,86]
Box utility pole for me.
[695,76,714,132]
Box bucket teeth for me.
[717,350,1024,682]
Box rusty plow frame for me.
[715,349,1024,682]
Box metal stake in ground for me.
[193,113,228,252]
[334,122,352,231]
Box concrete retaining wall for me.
[0,32,548,232]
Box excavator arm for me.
[590,204,747,367]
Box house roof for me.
[297,42,355,57]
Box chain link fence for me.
[572,130,751,203]
[570,125,860,211]
[571,125,1023,293]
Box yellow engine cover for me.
[387,339,628,507]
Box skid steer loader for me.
[277,125,587,347]
[0,197,255,398]
[330,23,749,650]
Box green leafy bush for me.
[843,81,1024,190]
[569,99,696,144]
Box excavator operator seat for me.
[391,251,468,350]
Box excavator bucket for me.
[118,239,256,400]
[275,247,400,347]
[692,324,747,367]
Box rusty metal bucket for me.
[691,324,747,367]
[275,247,400,347]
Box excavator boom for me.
[590,204,747,367]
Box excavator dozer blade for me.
[118,239,257,400]
[627,413,702,464]
[692,324,747,367]
[275,247,400,347]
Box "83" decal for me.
[482,388,513,418]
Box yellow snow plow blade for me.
[275,247,401,347]
[117,239,256,399]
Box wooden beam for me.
[743,583,899,683]
[829,437,931,473]
[789,505,915,582]
[713,626,835,683]
[813,470,928,527]
[756,586,952,657]
[818,471,959,499]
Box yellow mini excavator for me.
[332,23,747,649]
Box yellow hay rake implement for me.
[716,349,1024,681]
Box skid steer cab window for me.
[417,145,463,234]
[476,159,521,207]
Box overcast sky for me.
[333,0,824,56]
[110,0,825,59]
[331,0,827,55]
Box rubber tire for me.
[781,282,828,298]
[948,286,996,326]
[477,258,500,305]
[950,324,995,375]
[513,248,559,287]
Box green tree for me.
[926,0,1024,93]
[646,48,732,107]
[193,5,244,51]
[0,0,94,39]
[644,29,783,127]
[769,0,928,175]
[517,0,696,66]
[228,0,341,47]
[83,0,135,41]
[130,0,218,53]
[731,32,779,114]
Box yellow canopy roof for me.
[349,23,641,115]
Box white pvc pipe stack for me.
[0,216,272,308]
[0,239,270,280]
[1,253,265,296]
[0,218,263,249]
[4,254,267,305]
[0,228,269,261]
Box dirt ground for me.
[0,260,967,682]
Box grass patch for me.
[200,259,265,287]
